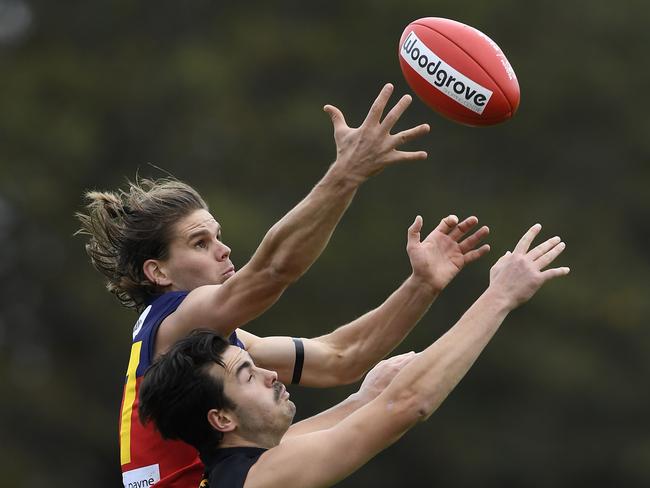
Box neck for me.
[220,430,281,450]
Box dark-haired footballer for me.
[77,84,493,488]
[139,224,569,488]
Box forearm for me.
[247,162,360,281]
[312,275,438,384]
[285,392,366,438]
[381,288,512,425]
[378,223,569,428]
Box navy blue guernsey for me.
[132,291,244,376]
[200,447,268,488]
[120,291,245,488]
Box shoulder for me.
[149,290,189,311]
[205,447,267,488]
[132,291,190,370]
[133,291,189,340]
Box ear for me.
[143,259,172,287]
[207,408,237,433]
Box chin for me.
[220,270,236,283]
[213,275,228,285]
[286,401,297,419]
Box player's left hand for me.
[407,214,490,293]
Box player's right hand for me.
[324,83,430,183]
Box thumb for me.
[407,215,423,245]
[323,104,347,131]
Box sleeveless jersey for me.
[200,447,267,488]
[119,291,245,488]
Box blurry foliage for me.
[0,0,649,486]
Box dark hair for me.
[75,177,208,312]
[139,330,235,454]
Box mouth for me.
[275,382,289,402]
[222,265,235,276]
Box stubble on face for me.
[221,348,296,446]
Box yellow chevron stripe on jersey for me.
[120,341,142,466]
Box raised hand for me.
[407,214,491,293]
[488,223,570,309]
[324,83,430,183]
[356,351,418,403]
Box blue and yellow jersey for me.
[119,291,244,488]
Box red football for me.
[398,17,520,126]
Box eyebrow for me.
[186,225,221,241]
[235,361,252,381]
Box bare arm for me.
[283,352,416,438]
[246,291,513,488]
[245,224,570,488]
[239,276,434,386]
[367,225,570,430]
[243,215,489,386]
[156,84,430,355]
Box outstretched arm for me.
[156,84,430,355]
[283,352,416,439]
[243,214,490,386]
[245,224,570,488]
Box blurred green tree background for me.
[0,0,649,486]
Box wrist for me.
[347,390,372,406]
[480,286,517,315]
[326,158,368,188]
[407,273,442,299]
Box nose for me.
[261,368,278,387]
[215,240,231,262]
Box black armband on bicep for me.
[291,338,304,385]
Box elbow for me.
[251,224,305,286]
[412,398,440,423]
[328,355,363,387]
[259,227,313,284]
[266,261,303,285]
[391,391,434,425]
[318,346,366,387]
[263,248,304,286]
[249,257,300,291]
[332,347,371,386]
